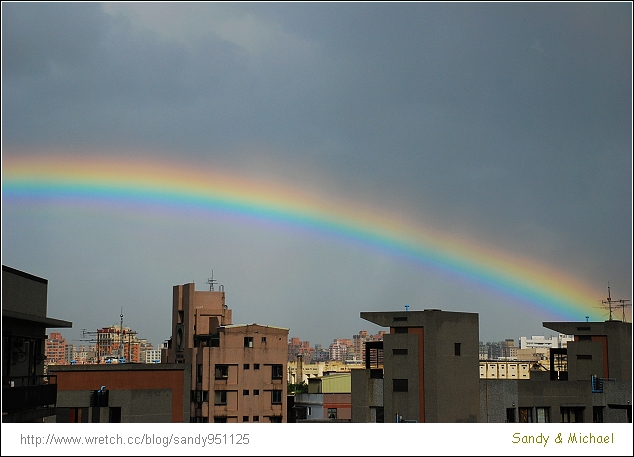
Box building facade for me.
[49,364,190,422]
[481,320,632,423]
[45,332,68,366]
[294,373,352,422]
[2,265,72,422]
[352,309,480,423]
[165,282,289,423]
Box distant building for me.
[2,265,72,422]
[142,349,162,364]
[481,320,632,423]
[311,344,329,363]
[500,339,517,359]
[519,334,573,349]
[288,360,365,384]
[288,337,313,363]
[352,309,480,423]
[45,332,67,366]
[165,281,289,423]
[95,325,141,363]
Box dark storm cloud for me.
[2,2,631,345]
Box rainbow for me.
[2,153,602,320]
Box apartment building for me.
[351,309,480,423]
[2,265,72,422]
[165,282,289,423]
[45,332,67,366]
[96,325,141,363]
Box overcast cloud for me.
[2,3,631,348]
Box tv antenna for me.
[600,283,631,323]
[207,270,218,291]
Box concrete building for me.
[481,320,632,423]
[165,282,289,423]
[2,265,73,422]
[294,373,352,422]
[49,364,191,422]
[352,309,480,423]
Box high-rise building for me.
[45,332,67,366]
[166,282,289,423]
[95,325,141,363]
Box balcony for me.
[2,375,58,422]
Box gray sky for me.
[2,3,632,349]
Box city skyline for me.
[2,3,631,349]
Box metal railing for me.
[2,375,58,414]
[591,375,617,393]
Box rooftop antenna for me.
[120,307,124,360]
[207,270,218,291]
[600,283,631,323]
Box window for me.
[394,327,408,334]
[536,407,550,423]
[215,364,228,379]
[243,363,250,369]
[454,343,461,356]
[577,354,592,360]
[271,364,283,379]
[214,390,227,405]
[253,416,259,422]
[392,349,408,355]
[506,408,516,423]
[393,379,408,392]
[191,390,208,403]
[243,389,249,396]
[254,363,260,370]
[272,390,282,404]
[269,416,282,423]
[197,364,203,383]
[327,408,337,420]
[519,407,533,423]
[261,337,267,343]
[561,407,584,423]
[243,416,249,422]
[593,406,604,423]
[214,416,227,423]
[244,337,253,348]
[253,389,260,396]
[393,317,407,322]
